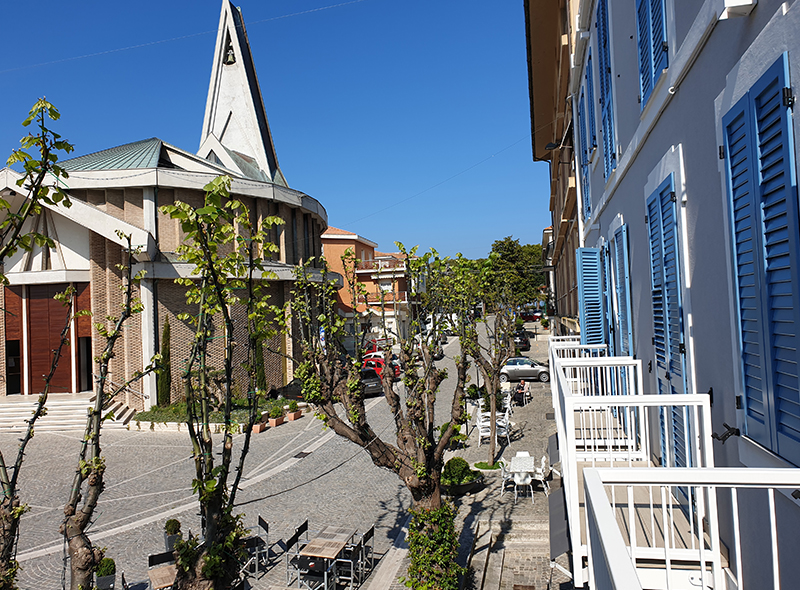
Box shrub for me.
[540,317,550,329]
[157,317,171,407]
[288,400,299,413]
[404,502,464,590]
[441,456,479,486]
[269,404,284,419]
[95,557,116,576]
[164,519,181,535]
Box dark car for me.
[500,357,549,383]
[361,368,383,396]
[513,329,531,352]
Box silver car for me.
[500,357,550,383]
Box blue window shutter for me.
[614,224,634,356]
[647,187,667,374]
[586,50,597,149]
[597,0,616,178]
[752,54,800,463]
[636,0,668,107]
[724,87,770,446]
[602,244,616,356]
[577,248,607,345]
[636,0,652,105]
[578,89,591,220]
[650,0,668,79]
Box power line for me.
[0,0,373,75]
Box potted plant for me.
[268,404,284,427]
[95,557,116,590]
[164,518,182,551]
[286,399,302,421]
[441,456,483,496]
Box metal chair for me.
[297,555,336,590]
[256,516,270,568]
[361,524,375,579]
[147,550,177,590]
[336,537,363,589]
[285,520,311,586]
[513,471,534,505]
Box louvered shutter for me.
[650,0,668,78]
[614,225,633,356]
[636,0,652,104]
[597,0,616,178]
[586,51,597,149]
[753,56,800,463]
[578,248,607,345]
[723,93,769,445]
[603,244,615,356]
[578,89,591,220]
[723,54,800,464]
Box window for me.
[635,0,668,107]
[596,0,616,178]
[722,53,800,466]
[578,87,591,220]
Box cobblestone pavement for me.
[6,326,570,590]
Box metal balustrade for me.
[550,342,715,587]
[584,467,800,590]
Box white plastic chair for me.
[515,451,530,457]
[533,455,550,496]
[513,471,534,504]
[498,459,514,497]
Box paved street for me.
[6,326,562,590]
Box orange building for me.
[321,227,411,350]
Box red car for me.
[362,358,400,380]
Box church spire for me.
[198,1,286,186]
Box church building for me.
[0,1,327,412]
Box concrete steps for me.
[0,394,136,432]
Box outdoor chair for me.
[533,455,551,496]
[515,451,530,457]
[256,516,270,567]
[360,524,375,579]
[297,555,336,590]
[238,535,264,576]
[513,471,534,505]
[147,550,177,590]
[498,459,514,497]
[336,537,363,589]
[285,520,311,586]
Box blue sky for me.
[0,0,550,259]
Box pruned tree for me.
[289,244,472,589]
[60,233,159,590]
[458,254,516,467]
[160,175,282,589]
[0,99,74,589]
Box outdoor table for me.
[301,525,357,559]
[148,563,177,590]
[508,454,536,473]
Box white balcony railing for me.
[550,340,800,590]
[585,467,800,590]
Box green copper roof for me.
[61,138,163,171]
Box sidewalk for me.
[368,331,572,590]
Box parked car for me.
[363,337,393,355]
[513,329,531,352]
[360,368,383,396]
[362,358,401,380]
[500,357,549,383]
[520,310,544,322]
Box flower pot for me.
[286,410,302,421]
[441,474,484,496]
[251,422,266,433]
[96,574,116,590]
[165,532,181,551]
[268,416,284,427]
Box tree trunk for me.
[61,469,104,590]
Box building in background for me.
[0,1,326,411]
[525,0,580,336]
[321,227,411,351]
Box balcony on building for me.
[547,336,800,590]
